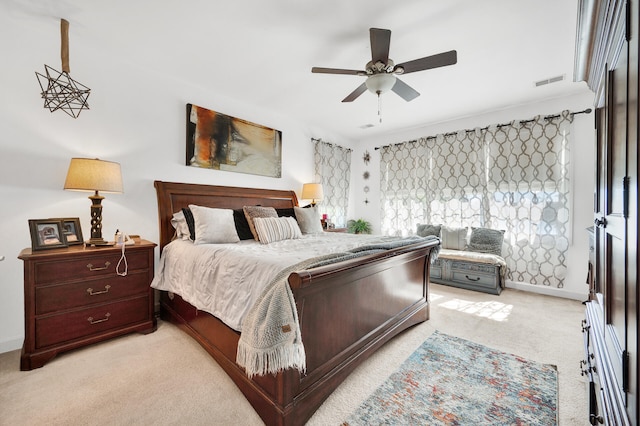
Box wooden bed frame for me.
[153,180,439,426]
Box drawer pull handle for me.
[86,285,111,296]
[465,275,481,282]
[87,313,111,325]
[87,261,111,272]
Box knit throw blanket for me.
[236,236,440,378]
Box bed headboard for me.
[154,180,299,251]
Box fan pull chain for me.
[377,92,383,123]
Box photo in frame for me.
[28,219,68,250]
[186,103,282,178]
[59,217,83,245]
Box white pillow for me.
[253,216,302,244]
[170,210,191,240]
[188,204,240,244]
[294,206,324,234]
[441,226,468,250]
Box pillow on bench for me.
[466,227,505,256]
[416,224,441,238]
[441,226,468,250]
[416,224,469,250]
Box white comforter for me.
[151,233,387,331]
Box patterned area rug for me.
[343,331,557,425]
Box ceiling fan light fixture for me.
[365,73,396,94]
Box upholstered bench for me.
[417,224,507,295]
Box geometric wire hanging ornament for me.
[35,19,90,118]
[36,64,91,118]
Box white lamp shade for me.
[302,183,324,201]
[365,73,397,94]
[64,158,123,193]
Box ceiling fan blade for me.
[370,28,391,64]
[312,67,363,75]
[394,50,457,74]
[392,78,420,102]
[342,83,367,102]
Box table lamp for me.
[64,158,123,246]
[302,183,323,207]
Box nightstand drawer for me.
[35,296,149,349]
[34,251,149,285]
[35,271,150,315]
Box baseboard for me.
[505,280,587,301]
[0,337,22,354]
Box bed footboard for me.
[159,239,437,426]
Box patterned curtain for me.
[380,111,574,288]
[313,140,351,227]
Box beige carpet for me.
[0,284,586,425]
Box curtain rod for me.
[311,137,352,152]
[374,108,592,150]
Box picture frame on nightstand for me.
[58,217,83,245]
[28,219,68,250]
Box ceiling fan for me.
[312,28,457,104]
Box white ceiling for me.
[9,0,592,140]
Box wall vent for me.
[535,74,565,87]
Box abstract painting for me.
[186,103,282,178]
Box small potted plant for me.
[347,219,372,234]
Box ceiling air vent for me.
[535,75,565,87]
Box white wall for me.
[0,10,594,353]
[0,13,355,353]
[348,91,595,301]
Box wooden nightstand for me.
[18,240,157,370]
[324,228,348,233]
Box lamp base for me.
[87,237,111,246]
[88,192,108,246]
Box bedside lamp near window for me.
[302,183,323,207]
[64,157,123,246]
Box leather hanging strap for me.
[61,19,70,73]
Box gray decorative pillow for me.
[467,227,505,256]
[441,226,468,250]
[243,206,278,241]
[416,224,441,238]
[294,206,323,234]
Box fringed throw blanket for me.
[236,236,440,378]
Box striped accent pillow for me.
[253,216,302,244]
[441,226,468,250]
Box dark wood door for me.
[604,44,628,399]
[579,0,638,423]
[594,37,636,419]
